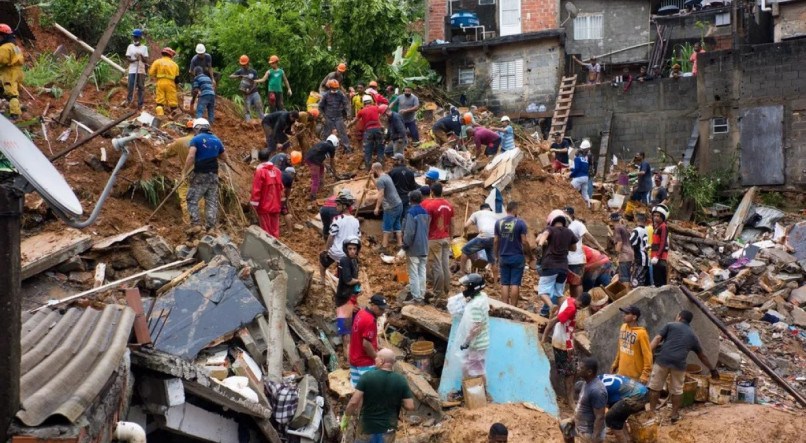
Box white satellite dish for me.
[561,2,579,27]
[0,115,83,218]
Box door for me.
[739,105,785,186]
[500,0,521,37]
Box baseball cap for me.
[392,153,405,162]
[610,212,621,221]
[619,305,641,318]
[370,294,389,309]
[564,206,575,216]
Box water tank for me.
[450,12,480,28]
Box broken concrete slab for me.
[91,225,150,250]
[718,342,742,371]
[394,361,444,422]
[438,317,560,417]
[56,255,85,273]
[160,401,242,442]
[791,306,806,328]
[197,234,245,265]
[484,148,523,190]
[241,225,313,307]
[327,369,354,398]
[21,229,93,279]
[760,248,797,266]
[789,285,806,306]
[584,286,720,375]
[144,270,182,290]
[787,221,806,261]
[401,305,452,341]
[130,235,174,270]
[148,256,266,359]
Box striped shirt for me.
[499,126,515,151]
[467,293,490,350]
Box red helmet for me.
[0,23,12,34]
[161,47,176,57]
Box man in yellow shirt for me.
[148,47,180,112]
[0,23,25,119]
[157,122,195,223]
[611,305,652,384]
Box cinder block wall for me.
[696,41,806,186]
[568,78,698,167]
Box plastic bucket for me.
[410,341,434,375]
[686,364,709,402]
[737,379,756,404]
[451,237,467,259]
[681,379,698,408]
[708,373,736,405]
[627,411,658,443]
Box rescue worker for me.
[256,55,291,112]
[0,23,24,119]
[230,55,263,121]
[156,121,195,223]
[305,134,340,200]
[124,28,148,110]
[250,149,285,238]
[294,109,319,153]
[650,204,670,286]
[318,62,347,94]
[183,118,229,233]
[189,66,216,125]
[189,43,215,88]
[319,79,351,153]
[148,47,180,114]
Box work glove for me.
[710,368,720,380]
[651,257,659,265]
[340,415,349,431]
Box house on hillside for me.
[421,0,564,113]
[771,0,806,42]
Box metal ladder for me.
[550,75,577,139]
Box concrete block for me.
[584,286,720,374]
[160,402,240,442]
[241,225,313,307]
[198,234,245,265]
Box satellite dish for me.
[566,2,579,18]
[561,2,579,27]
[0,115,83,218]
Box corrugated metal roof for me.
[16,304,134,426]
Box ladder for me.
[550,75,577,140]
[648,23,671,73]
[681,119,699,166]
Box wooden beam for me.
[724,186,757,241]
[58,0,133,124]
[21,229,92,279]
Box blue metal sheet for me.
[438,317,560,417]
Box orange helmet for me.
[337,63,347,72]
[239,55,249,65]
[0,23,12,34]
[161,47,176,57]
[327,79,340,89]
[309,108,320,119]
[369,80,378,88]
[290,150,303,165]
[186,120,194,128]
[462,112,473,125]
[269,55,280,64]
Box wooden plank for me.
[52,23,126,73]
[156,261,205,296]
[286,309,330,357]
[401,305,451,341]
[488,298,548,325]
[596,112,613,179]
[92,225,150,250]
[58,0,133,124]
[124,288,152,346]
[724,186,757,241]
[21,229,93,279]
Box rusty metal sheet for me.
[149,261,266,359]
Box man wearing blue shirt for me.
[190,66,216,125]
[599,374,648,443]
[569,144,591,208]
[494,201,531,306]
[490,116,515,152]
[183,118,229,232]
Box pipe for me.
[114,421,146,443]
[52,23,126,73]
[592,41,654,60]
[49,110,137,162]
[679,286,806,408]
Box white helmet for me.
[192,118,210,130]
[579,139,592,150]
[195,43,206,54]
[500,115,511,122]
[652,204,670,221]
[362,94,373,104]
[326,134,340,146]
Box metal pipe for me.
[0,180,23,442]
[679,286,806,407]
[49,110,136,162]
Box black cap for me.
[619,305,641,318]
[610,212,621,221]
[370,294,388,309]
[565,206,575,215]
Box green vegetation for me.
[130,176,171,207]
[760,191,785,208]
[24,53,122,90]
[678,162,734,217]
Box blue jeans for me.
[404,120,420,142]
[363,128,384,169]
[632,190,649,205]
[462,236,495,264]
[196,94,215,125]
[127,73,145,107]
[243,91,263,121]
[382,203,403,233]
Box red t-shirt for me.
[421,198,454,240]
[356,105,382,131]
[349,308,378,367]
[552,299,577,350]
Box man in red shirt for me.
[250,149,285,237]
[651,204,670,286]
[466,126,502,158]
[349,293,388,387]
[421,183,455,298]
[350,101,384,170]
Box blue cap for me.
[132,29,143,38]
[425,170,439,181]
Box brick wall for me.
[568,78,698,167]
[696,40,806,186]
[427,0,448,43]
[522,0,559,32]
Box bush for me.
[24,53,122,90]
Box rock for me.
[56,255,86,273]
[293,224,304,231]
[130,238,164,269]
[747,260,767,274]
[175,244,196,259]
[791,306,806,328]
[146,235,174,261]
[68,271,94,284]
[108,251,139,270]
[789,285,806,307]
[759,248,797,266]
[718,342,742,370]
[197,235,244,266]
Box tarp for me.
[438,317,560,417]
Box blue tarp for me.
[438,317,560,417]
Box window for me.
[479,0,495,4]
[573,14,603,40]
[491,59,523,91]
[458,68,475,86]
[712,117,729,134]
[715,12,730,27]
